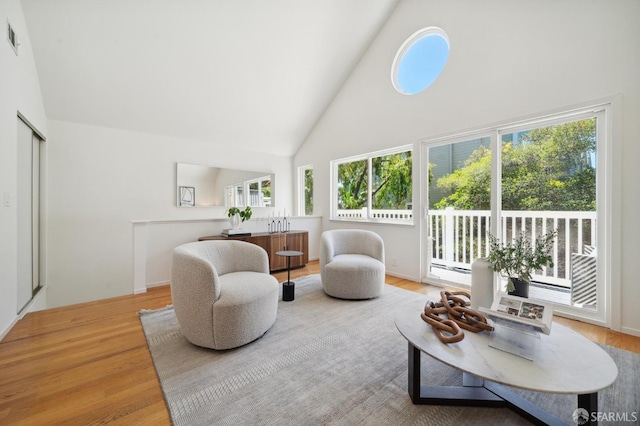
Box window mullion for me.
[490,130,501,239]
[367,157,373,220]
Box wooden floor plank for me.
[1,260,638,425]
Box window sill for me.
[330,217,414,227]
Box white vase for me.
[230,213,241,230]
[471,258,494,310]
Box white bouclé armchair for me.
[320,229,385,299]
[171,240,279,350]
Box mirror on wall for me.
[176,163,274,208]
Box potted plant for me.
[486,229,557,298]
[226,206,252,229]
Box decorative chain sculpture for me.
[420,290,494,344]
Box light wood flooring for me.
[1,260,638,425]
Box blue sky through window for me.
[396,33,449,95]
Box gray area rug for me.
[140,275,639,425]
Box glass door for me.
[497,113,603,323]
[423,134,492,286]
[422,106,610,325]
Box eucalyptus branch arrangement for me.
[486,229,557,292]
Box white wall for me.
[136,216,322,291]
[0,0,48,338]
[45,120,294,308]
[294,0,640,334]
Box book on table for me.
[221,229,251,237]
[479,292,553,335]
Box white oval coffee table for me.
[395,299,618,425]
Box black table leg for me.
[282,255,295,301]
[407,342,503,406]
[406,341,574,425]
[578,393,598,425]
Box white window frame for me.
[298,164,313,216]
[331,145,414,224]
[420,98,620,328]
[391,26,449,95]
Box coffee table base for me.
[407,343,598,426]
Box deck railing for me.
[336,208,413,220]
[428,208,597,288]
[336,207,597,288]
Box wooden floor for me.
[1,260,638,425]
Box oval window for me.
[392,27,449,95]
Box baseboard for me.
[2,286,48,340]
[0,316,20,341]
[23,285,48,314]
[385,270,420,282]
[146,280,170,290]
[137,279,170,294]
[620,325,640,337]
[552,310,607,329]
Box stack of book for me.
[221,229,251,237]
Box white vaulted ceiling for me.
[20,0,399,156]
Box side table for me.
[275,250,304,301]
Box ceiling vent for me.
[7,20,18,55]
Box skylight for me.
[392,27,449,95]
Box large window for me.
[332,146,413,223]
[423,103,614,325]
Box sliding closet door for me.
[17,117,42,313]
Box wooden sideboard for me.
[198,231,309,272]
